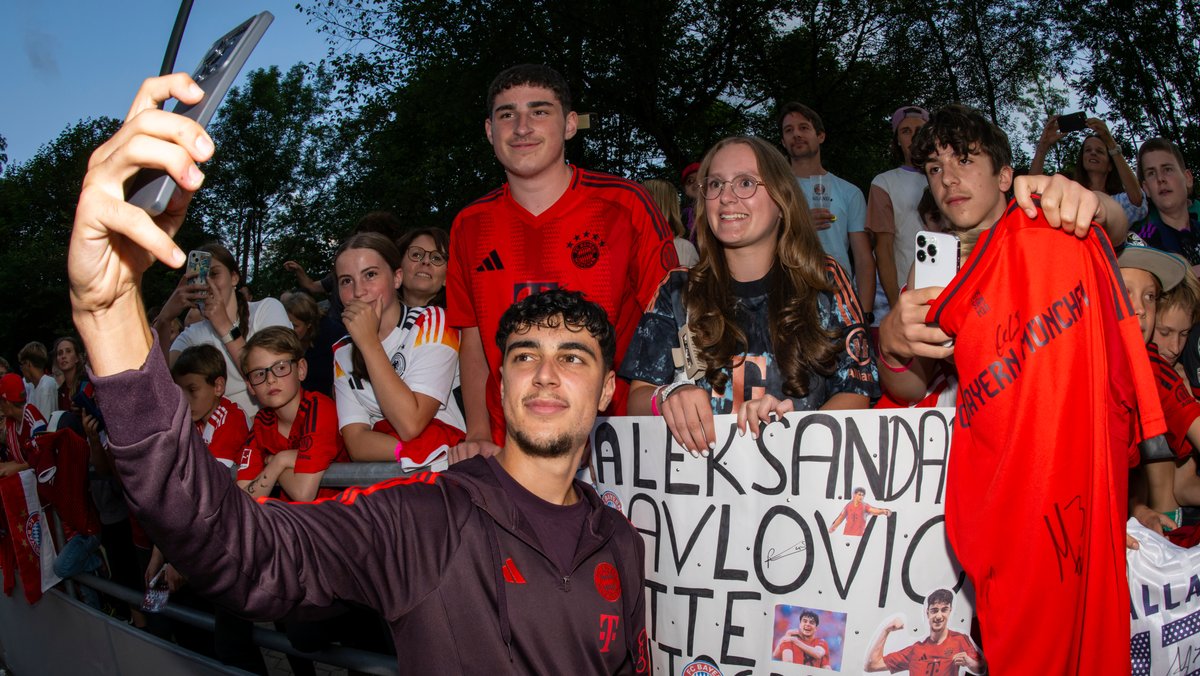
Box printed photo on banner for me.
[590,409,982,673]
[771,604,845,669]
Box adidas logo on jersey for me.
[476,250,504,272]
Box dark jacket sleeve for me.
[91,335,463,621]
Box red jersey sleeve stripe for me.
[1091,225,1137,321]
[579,171,673,241]
[463,187,504,209]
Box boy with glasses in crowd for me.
[240,327,347,502]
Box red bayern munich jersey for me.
[241,390,348,500]
[926,201,1164,675]
[1146,341,1200,460]
[447,166,677,442]
[196,396,249,470]
[882,630,980,676]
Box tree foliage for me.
[0,118,120,359]
[185,63,343,296]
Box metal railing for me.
[55,462,418,675]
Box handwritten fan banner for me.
[591,409,985,674]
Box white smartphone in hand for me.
[913,232,961,289]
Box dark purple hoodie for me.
[93,338,650,674]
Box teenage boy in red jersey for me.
[0,372,46,477]
[240,326,347,502]
[772,609,831,667]
[171,345,250,474]
[447,64,676,460]
[878,104,1156,675]
[865,589,983,676]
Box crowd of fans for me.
[3,61,1198,672]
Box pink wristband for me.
[393,439,405,463]
[650,385,665,416]
[877,344,913,373]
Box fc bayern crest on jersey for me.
[391,350,406,377]
[25,511,41,550]
[567,231,605,269]
[681,659,723,676]
[594,561,621,602]
[600,490,622,512]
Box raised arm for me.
[864,617,904,671]
[71,74,454,621]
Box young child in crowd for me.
[1118,244,1200,532]
[333,233,465,469]
[151,344,263,673]
[240,326,347,502]
[0,372,46,476]
[149,345,251,587]
[19,341,60,416]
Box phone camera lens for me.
[917,235,927,247]
[916,250,927,262]
[928,244,938,256]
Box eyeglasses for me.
[246,359,295,386]
[701,174,766,200]
[406,247,447,267]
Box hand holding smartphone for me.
[126,12,274,216]
[186,250,212,310]
[1056,112,1087,134]
[914,232,961,289]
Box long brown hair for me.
[1070,134,1123,195]
[689,136,839,397]
[198,243,250,336]
[335,232,404,382]
[52,335,87,395]
[641,179,685,238]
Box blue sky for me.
[1,0,332,167]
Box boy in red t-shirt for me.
[0,372,47,476]
[170,345,251,473]
[240,327,347,502]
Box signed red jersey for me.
[927,202,1163,675]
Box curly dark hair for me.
[799,610,820,626]
[910,104,1012,177]
[487,64,572,118]
[495,289,615,370]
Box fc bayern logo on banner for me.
[600,490,622,512]
[682,659,722,676]
[25,511,41,550]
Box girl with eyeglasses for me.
[621,136,879,455]
[395,227,450,308]
[332,233,465,467]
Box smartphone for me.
[127,12,274,216]
[914,232,961,289]
[1057,111,1087,134]
[186,250,212,310]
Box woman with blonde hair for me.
[641,178,700,267]
[622,137,878,454]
